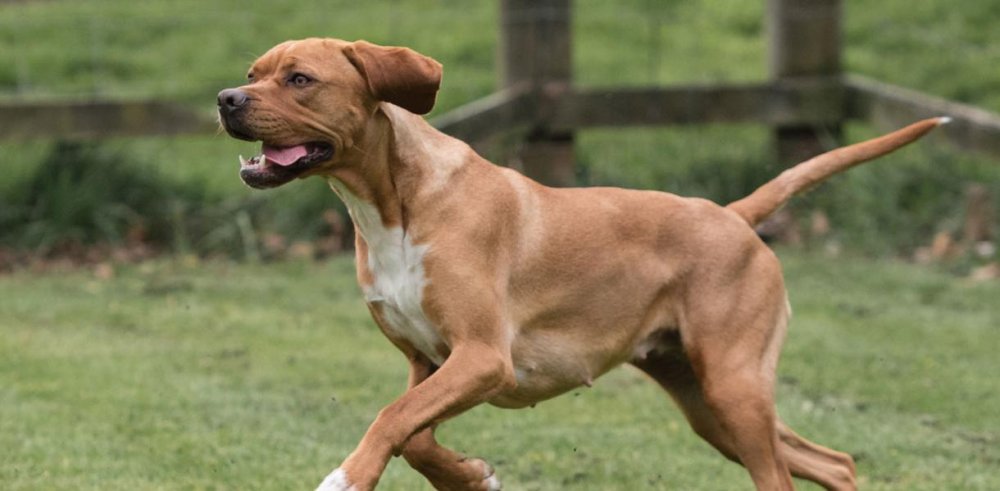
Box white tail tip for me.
[937,116,953,125]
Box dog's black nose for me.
[217,88,250,111]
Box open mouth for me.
[238,142,334,189]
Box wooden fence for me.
[3,0,1000,187]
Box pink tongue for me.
[262,144,309,166]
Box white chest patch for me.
[328,178,447,365]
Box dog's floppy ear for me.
[344,40,442,115]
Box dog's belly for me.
[488,360,592,409]
[488,332,634,409]
[488,325,682,409]
[488,269,683,409]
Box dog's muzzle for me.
[217,88,256,141]
[216,87,335,189]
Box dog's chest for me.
[329,179,447,365]
[364,233,447,365]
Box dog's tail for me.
[726,117,950,227]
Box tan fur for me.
[219,38,943,491]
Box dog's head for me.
[217,38,442,189]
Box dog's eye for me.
[288,73,312,87]
[246,73,255,82]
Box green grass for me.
[2,250,998,490]
[2,0,998,110]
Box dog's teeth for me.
[239,154,248,167]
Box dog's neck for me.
[325,103,470,233]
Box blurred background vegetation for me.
[0,0,998,263]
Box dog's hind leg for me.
[634,352,856,491]
[399,357,501,491]
[633,349,794,490]
[695,356,795,490]
[635,246,856,490]
[632,249,801,489]
[632,351,742,462]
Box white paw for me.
[316,468,356,491]
[478,460,501,491]
[485,472,502,491]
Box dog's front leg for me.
[316,342,515,491]
[401,356,502,491]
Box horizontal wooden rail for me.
[4,76,1000,164]
[545,79,845,131]
[429,84,537,143]
[0,88,539,144]
[845,75,1000,159]
[0,100,216,141]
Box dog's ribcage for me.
[328,178,447,365]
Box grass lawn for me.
[1,251,998,490]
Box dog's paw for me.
[474,458,502,491]
[484,469,502,491]
[416,455,501,491]
[442,457,501,491]
[315,468,356,491]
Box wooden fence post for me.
[768,0,843,165]
[499,0,575,186]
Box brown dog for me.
[217,38,945,491]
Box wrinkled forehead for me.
[250,38,351,74]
